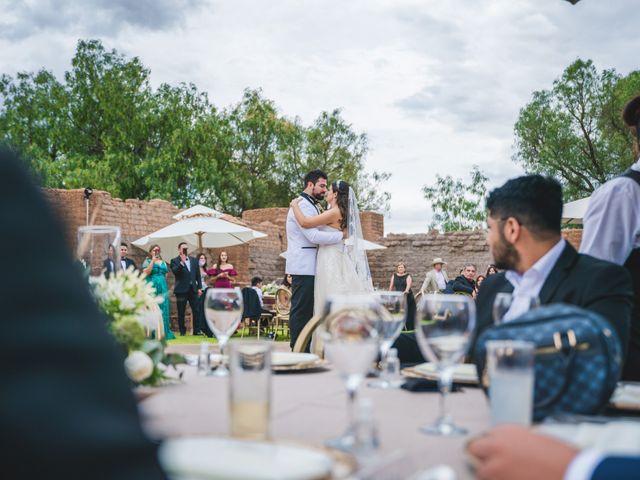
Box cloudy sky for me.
[0,0,637,233]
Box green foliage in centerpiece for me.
[90,267,185,386]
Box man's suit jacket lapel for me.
[538,243,579,304]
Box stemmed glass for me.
[204,288,243,377]
[368,291,406,389]
[415,294,475,436]
[76,225,121,278]
[322,294,380,451]
[493,292,540,324]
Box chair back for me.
[275,287,291,315]
[292,315,323,353]
[241,287,262,320]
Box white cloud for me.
[0,0,638,233]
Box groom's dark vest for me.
[622,169,640,380]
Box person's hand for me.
[290,197,303,208]
[197,289,202,297]
[180,252,188,264]
[467,425,578,480]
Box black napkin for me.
[401,377,464,393]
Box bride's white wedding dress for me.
[313,225,373,316]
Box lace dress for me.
[314,226,373,316]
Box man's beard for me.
[491,231,520,271]
[312,192,325,201]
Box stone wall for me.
[44,188,585,328]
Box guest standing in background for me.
[120,242,137,271]
[389,261,415,329]
[486,264,498,276]
[420,257,449,294]
[196,253,213,338]
[476,274,486,290]
[142,245,175,340]
[452,263,478,298]
[207,251,238,288]
[170,243,202,336]
[103,244,117,278]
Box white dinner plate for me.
[159,436,334,480]
[412,362,479,384]
[609,382,640,411]
[271,352,319,367]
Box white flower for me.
[124,351,154,382]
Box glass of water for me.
[415,294,475,436]
[322,294,380,452]
[204,288,243,377]
[369,291,406,389]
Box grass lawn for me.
[167,328,290,345]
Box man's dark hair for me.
[303,169,328,187]
[486,175,562,238]
[120,242,128,248]
[178,242,188,250]
[251,276,263,286]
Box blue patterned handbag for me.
[473,304,623,421]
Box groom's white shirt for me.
[285,198,342,275]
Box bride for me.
[290,179,374,316]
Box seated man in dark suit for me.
[0,148,166,479]
[473,174,633,357]
[394,175,633,364]
[452,263,477,298]
[469,425,640,480]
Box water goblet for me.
[76,225,121,278]
[322,293,380,452]
[204,288,243,377]
[415,294,475,436]
[493,292,540,324]
[368,291,406,389]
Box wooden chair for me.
[292,315,323,355]
[273,287,291,339]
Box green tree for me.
[513,59,640,200]
[0,39,390,215]
[422,165,488,232]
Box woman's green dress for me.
[142,259,175,340]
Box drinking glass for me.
[322,294,380,451]
[204,288,243,377]
[229,341,272,440]
[76,225,121,278]
[493,293,540,324]
[415,294,475,436]
[369,291,406,389]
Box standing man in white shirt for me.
[580,95,640,381]
[420,257,449,294]
[286,169,343,350]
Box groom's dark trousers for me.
[289,275,315,351]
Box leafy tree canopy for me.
[422,165,488,232]
[0,39,391,216]
[513,58,640,201]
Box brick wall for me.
[44,188,585,327]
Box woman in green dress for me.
[142,245,175,340]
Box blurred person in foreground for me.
[0,148,166,479]
[580,95,640,381]
[468,425,639,480]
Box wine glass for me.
[322,294,380,451]
[204,288,243,377]
[368,291,406,389]
[493,292,540,324]
[415,294,475,436]
[76,225,121,278]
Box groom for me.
[286,169,343,350]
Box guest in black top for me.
[389,262,415,329]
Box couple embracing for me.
[286,169,374,350]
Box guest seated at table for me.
[277,274,292,309]
[452,263,477,298]
[207,250,238,288]
[251,276,273,316]
[0,148,166,479]
[468,425,640,480]
[393,175,633,365]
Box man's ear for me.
[502,217,521,244]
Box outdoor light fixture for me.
[83,187,93,200]
[565,0,581,4]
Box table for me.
[140,367,490,479]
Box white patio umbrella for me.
[132,205,267,253]
[562,196,591,225]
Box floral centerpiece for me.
[90,266,185,386]
[261,282,280,295]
